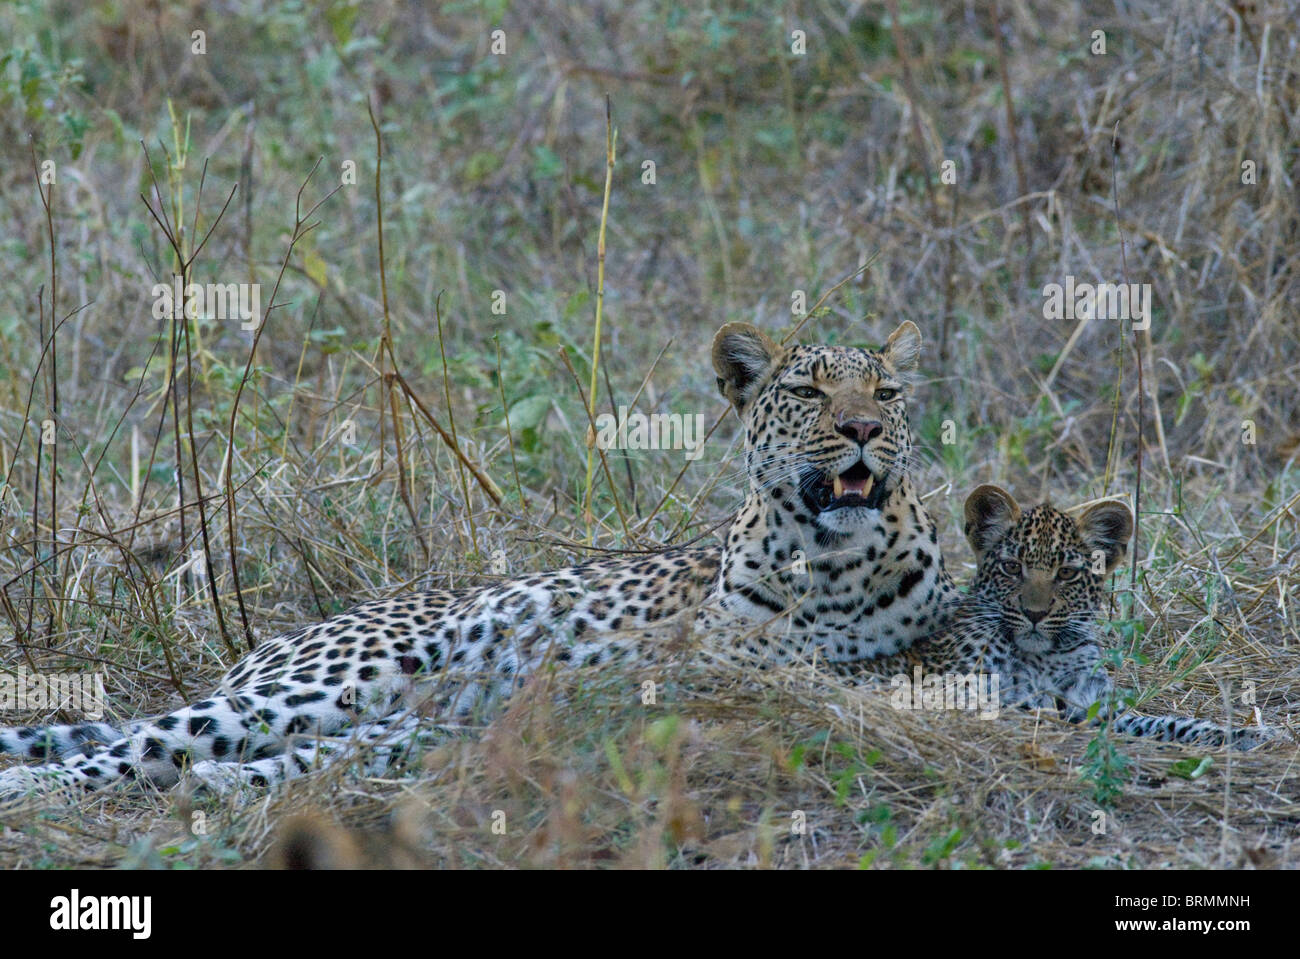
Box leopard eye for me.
[998,559,1023,577]
[1056,566,1082,582]
[788,385,823,400]
[874,388,899,402]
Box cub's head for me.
[713,321,922,536]
[963,485,1134,654]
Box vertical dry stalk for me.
[993,1,1034,272]
[583,95,616,544]
[436,292,476,557]
[1108,124,1143,592]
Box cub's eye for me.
[874,388,899,402]
[788,386,823,400]
[1056,566,1082,582]
[998,559,1023,577]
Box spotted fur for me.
[852,485,1273,749]
[0,321,960,798]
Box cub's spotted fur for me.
[853,485,1272,749]
[0,321,959,798]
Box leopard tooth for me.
[832,476,844,498]
[863,474,874,496]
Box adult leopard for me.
[853,484,1273,749]
[0,320,960,798]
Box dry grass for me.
[0,0,1296,868]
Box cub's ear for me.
[964,484,1021,560]
[882,321,922,374]
[1076,500,1134,574]
[712,323,780,414]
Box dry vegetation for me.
[0,0,1296,868]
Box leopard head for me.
[712,321,921,537]
[962,485,1133,654]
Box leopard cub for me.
[851,484,1273,750]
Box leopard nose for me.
[835,417,883,445]
[1022,606,1048,625]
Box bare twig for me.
[583,94,617,543]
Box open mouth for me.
[803,462,890,512]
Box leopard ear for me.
[882,321,922,374]
[1076,500,1134,574]
[712,323,780,414]
[964,484,1021,560]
